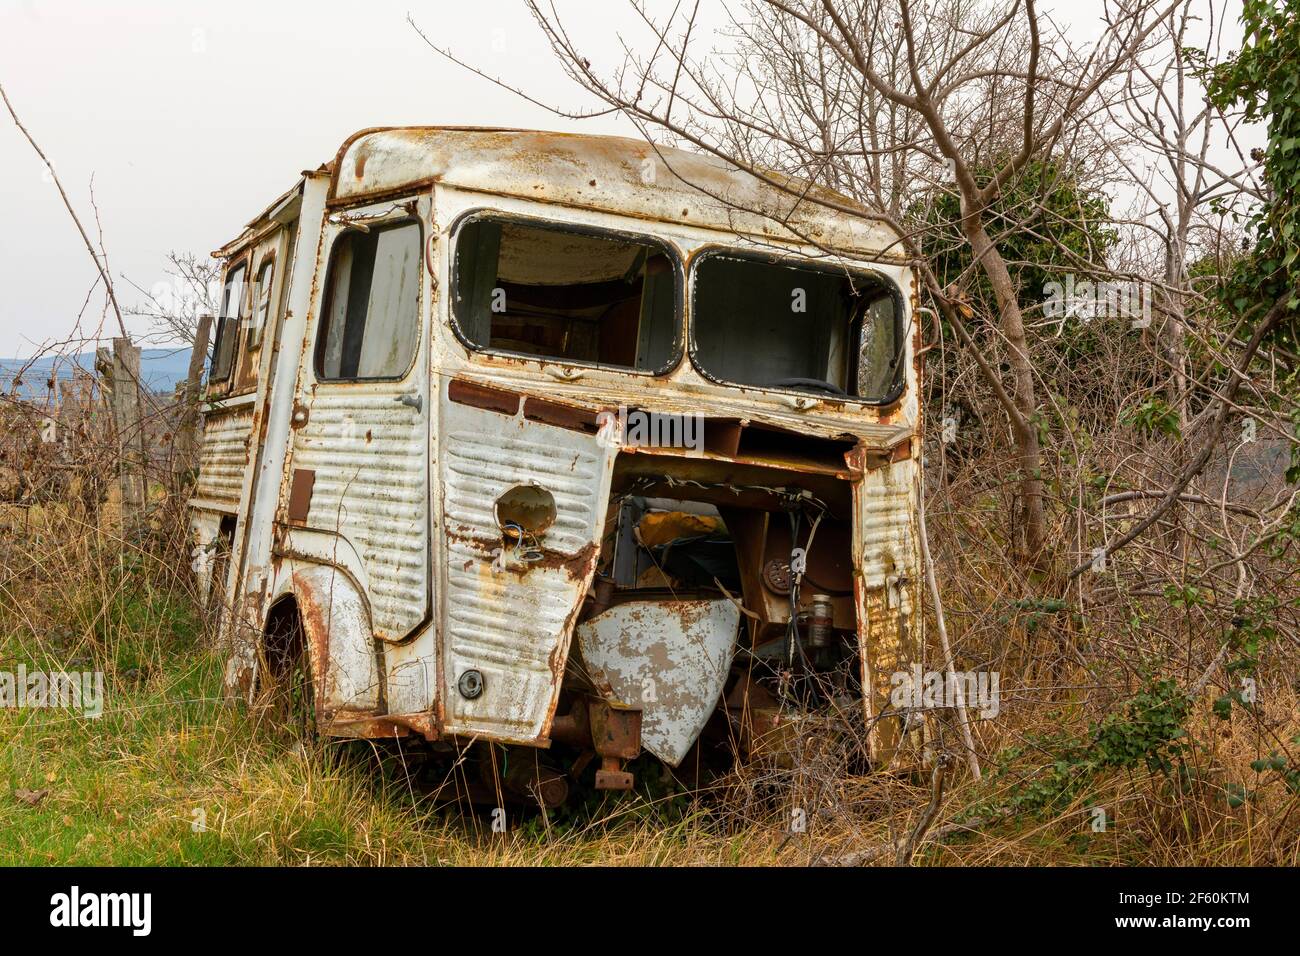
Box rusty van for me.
[190,126,922,804]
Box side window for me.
[247,259,274,349]
[691,253,902,402]
[452,215,680,373]
[210,263,246,383]
[316,220,422,380]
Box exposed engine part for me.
[611,497,650,587]
[618,474,836,520]
[476,745,570,809]
[549,696,592,748]
[591,702,641,791]
[595,763,635,791]
[807,594,834,650]
[762,557,793,594]
[547,696,643,790]
[503,756,570,809]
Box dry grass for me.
[1,427,1297,865]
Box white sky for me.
[0,0,1250,356]
[0,0,642,356]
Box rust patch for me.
[590,700,642,760]
[843,444,867,476]
[291,572,333,728]
[548,696,591,748]
[533,539,599,583]
[448,378,520,416]
[286,468,315,523]
[383,711,442,741]
[522,396,603,433]
[328,715,412,739]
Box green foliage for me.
[925,157,1117,315]
[1210,594,1289,722]
[1205,0,1300,354]
[1093,680,1192,775]
[1223,782,1252,808]
[1002,596,1069,634]
[978,678,1191,818]
[1162,584,1207,609]
[1121,398,1182,438]
[1250,740,1300,795]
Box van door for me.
[286,199,431,643]
[215,228,288,622]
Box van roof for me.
[221,127,906,262]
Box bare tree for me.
[415,0,1185,568]
[124,250,222,346]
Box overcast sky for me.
[0,0,643,357]
[0,0,1249,357]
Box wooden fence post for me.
[110,337,146,532]
[173,314,212,484]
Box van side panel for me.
[193,397,255,512]
[852,449,922,766]
[287,380,429,640]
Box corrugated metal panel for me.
[438,396,615,741]
[291,385,428,640]
[195,407,253,508]
[853,454,922,764]
[856,458,918,589]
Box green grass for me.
[0,579,777,865]
[0,582,431,865]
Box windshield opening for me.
[453,216,680,373]
[691,253,901,401]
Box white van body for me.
[190,127,922,794]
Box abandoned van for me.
[190,127,921,804]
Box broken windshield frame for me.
[689,249,905,405]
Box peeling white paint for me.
[578,599,739,766]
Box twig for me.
[919,482,982,779]
[0,80,127,339]
[897,752,950,865]
[1069,288,1298,577]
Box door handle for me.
[396,392,423,412]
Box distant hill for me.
[0,348,194,400]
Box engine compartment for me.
[543,433,871,795]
